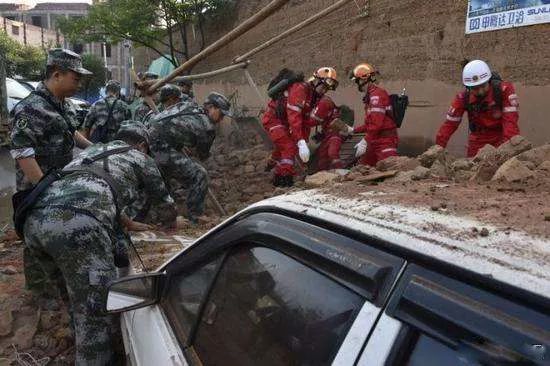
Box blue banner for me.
[466,0,550,33]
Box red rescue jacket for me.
[436,81,520,147]
[262,82,318,143]
[353,84,397,141]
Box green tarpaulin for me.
[148,55,177,77]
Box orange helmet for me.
[350,63,377,82]
[313,67,339,90]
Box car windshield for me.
[7,78,31,99]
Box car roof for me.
[246,190,550,300]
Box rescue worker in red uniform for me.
[436,60,520,157]
[262,67,339,186]
[310,96,347,170]
[348,63,398,166]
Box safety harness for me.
[464,74,503,132]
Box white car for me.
[6,78,31,112]
[107,190,550,366]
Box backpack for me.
[389,89,409,128]
[267,69,305,119]
[90,98,119,143]
[12,146,132,238]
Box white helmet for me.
[462,60,492,87]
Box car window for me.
[191,246,365,366]
[163,254,224,342]
[383,264,550,366]
[404,333,478,365]
[6,79,31,99]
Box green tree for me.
[0,31,46,80]
[79,53,107,99]
[57,0,235,68]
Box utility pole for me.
[0,54,9,146]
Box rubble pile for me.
[0,238,75,365]
[306,136,550,187]
[202,120,278,216]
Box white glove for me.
[355,139,368,157]
[297,139,310,163]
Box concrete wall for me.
[134,0,550,156]
[1,15,62,47]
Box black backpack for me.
[389,89,409,128]
[267,69,305,119]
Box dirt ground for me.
[326,178,550,239]
[1,132,549,363]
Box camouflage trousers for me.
[155,150,208,221]
[24,208,119,365]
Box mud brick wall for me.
[135,0,550,156]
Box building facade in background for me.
[0,2,128,88]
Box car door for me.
[153,212,405,366]
[357,264,550,365]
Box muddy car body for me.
[107,190,550,366]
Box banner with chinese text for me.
[466,0,550,34]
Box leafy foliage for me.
[80,53,107,99]
[58,0,235,67]
[0,31,46,80]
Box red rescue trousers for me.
[317,134,344,170]
[360,136,398,167]
[267,125,296,177]
[467,129,503,158]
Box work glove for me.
[355,139,368,157]
[297,139,310,163]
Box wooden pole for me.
[243,69,267,106]
[233,0,353,63]
[146,0,291,94]
[173,61,250,83]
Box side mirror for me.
[106,272,165,313]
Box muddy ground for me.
[1,131,549,363]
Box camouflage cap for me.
[159,84,181,103]
[177,79,193,87]
[204,92,233,118]
[116,120,150,147]
[47,48,92,75]
[143,72,159,80]
[105,80,121,92]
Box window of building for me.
[11,25,19,35]
[31,16,42,27]
[72,43,84,54]
[101,43,112,58]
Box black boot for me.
[272,175,283,187]
[283,175,294,187]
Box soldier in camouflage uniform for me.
[22,123,177,364]
[148,90,232,223]
[134,72,160,121]
[83,80,131,143]
[177,79,196,103]
[10,48,93,299]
